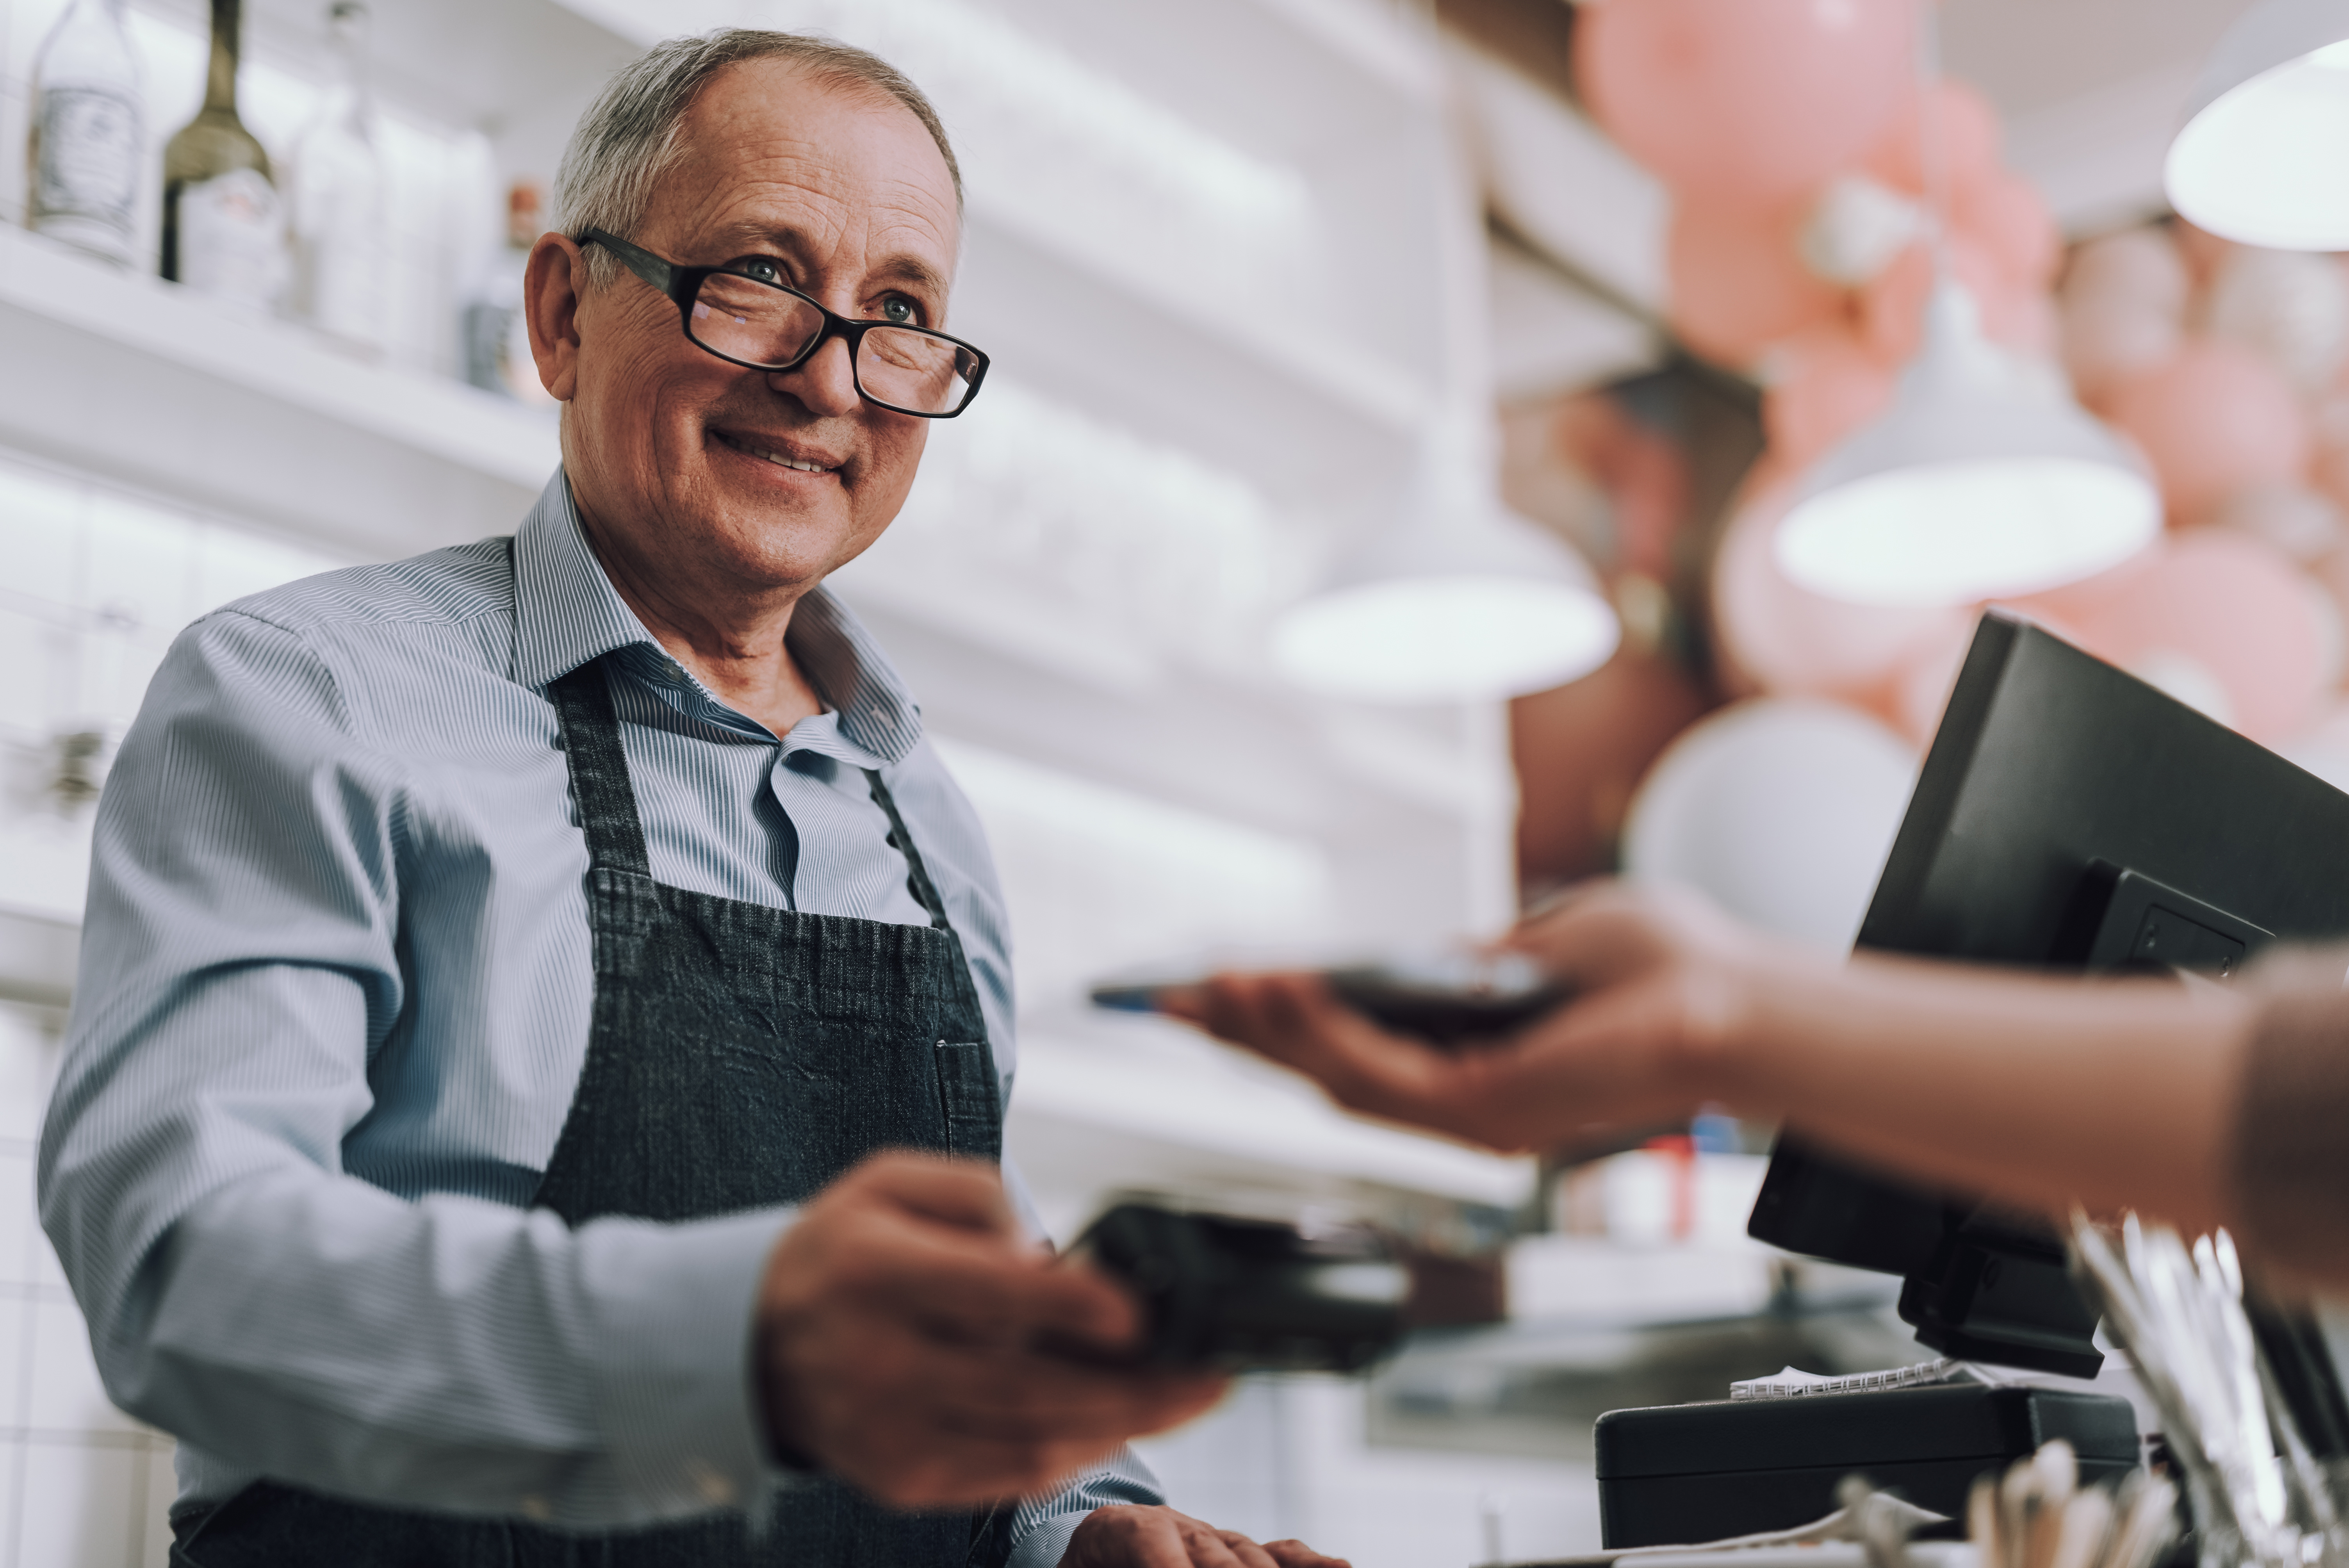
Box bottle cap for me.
[507,179,544,248]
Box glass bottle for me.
[287,0,385,353]
[462,179,554,404]
[26,0,146,267]
[162,0,287,312]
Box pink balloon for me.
[2313,432,2349,514]
[2170,219,2237,293]
[2101,339,2312,522]
[1577,0,1914,207]
[2058,227,2190,400]
[1955,172,2062,292]
[1762,325,1899,469]
[1862,79,2005,197]
[2061,297,2184,403]
[1859,237,2048,361]
[1667,198,1848,367]
[2063,228,2192,315]
[1713,464,1973,707]
[2015,532,2331,743]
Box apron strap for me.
[864,768,1003,1160]
[863,768,954,933]
[548,657,654,877]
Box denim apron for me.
[173,655,1012,1567]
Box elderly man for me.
[41,30,1347,1568]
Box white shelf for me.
[0,906,75,1011]
[542,0,1439,510]
[0,224,558,556]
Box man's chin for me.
[699,508,872,595]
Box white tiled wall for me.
[0,447,354,923]
[0,1003,172,1568]
[0,452,350,1566]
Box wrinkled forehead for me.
[658,59,961,271]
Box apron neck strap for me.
[548,657,654,877]
[863,768,953,933]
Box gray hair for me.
[552,29,961,290]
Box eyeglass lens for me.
[690,274,976,415]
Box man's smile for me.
[711,427,843,476]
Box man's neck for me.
[574,502,830,740]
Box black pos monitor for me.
[1745,611,2349,1442]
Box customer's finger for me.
[1180,973,1472,1123]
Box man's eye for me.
[741,259,782,284]
[881,298,917,324]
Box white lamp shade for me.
[1774,287,2161,609]
[2167,0,2349,251]
[1273,508,1620,703]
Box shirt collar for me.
[511,469,924,765]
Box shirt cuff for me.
[1007,1509,1092,1568]
[1005,1444,1167,1567]
[573,1205,799,1519]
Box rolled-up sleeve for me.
[38,609,791,1527]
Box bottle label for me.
[292,161,387,349]
[177,168,287,311]
[33,86,142,233]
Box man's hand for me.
[1162,881,1798,1151]
[1064,1504,1352,1567]
[757,1152,1226,1509]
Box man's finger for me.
[808,1297,1222,1442]
[1214,1529,1281,1568]
[1172,1527,1250,1568]
[1264,1541,1353,1568]
[930,1358,1226,1443]
[825,1206,1142,1349]
[843,1150,1023,1236]
[1126,1510,1205,1568]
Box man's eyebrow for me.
[716,224,950,299]
[866,255,950,299]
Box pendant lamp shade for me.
[1273,506,1620,704]
[1773,285,2161,609]
[2166,0,2349,251]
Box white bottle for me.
[162,0,286,314]
[287,0,386,353]
[462,180,554,404]
[27,0,146,267]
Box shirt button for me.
[662,659,685,682]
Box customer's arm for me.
[1168,883,2303,1260]
[40,608,1212,1531]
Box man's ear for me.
[524,233,587,403]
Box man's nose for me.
[768,333,862,418]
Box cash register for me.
[1596,613,2349,1549]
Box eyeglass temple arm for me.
[577,229,678,298]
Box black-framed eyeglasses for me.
[579,227,988,419]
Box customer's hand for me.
[1164,881,1797,1151]
[1064,1505,1353,1567]
[756,1153,1226,1509]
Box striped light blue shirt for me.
[36,471,1158,1565]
